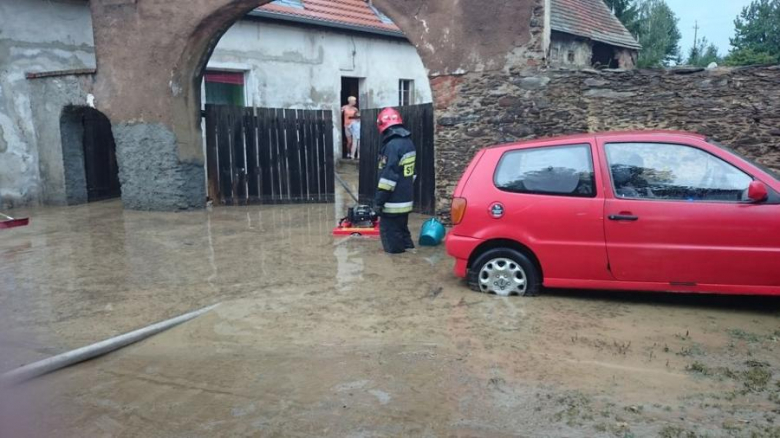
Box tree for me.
[603,0,641,36]
[725,0,780,66]
[635,0,682,68]
[724,48,778,66]
[687,37,722,67]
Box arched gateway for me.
[85,0,544,210]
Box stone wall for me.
[433,65,780,214]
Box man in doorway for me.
[341,96,358,159]
[374,107,416,254]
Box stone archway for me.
[87,0,544,211]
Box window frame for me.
[604,141,756,204]
[551,46,560,61]
[493,143,598,199]
[399,79,413,106]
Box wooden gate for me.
[204,104,334,204]
[358,103,435,214]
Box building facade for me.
[0,0,97,208]
[0,0,431,208]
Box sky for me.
[664,0,754,58]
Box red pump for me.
[332,204,380,237]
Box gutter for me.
[247,10,407,40]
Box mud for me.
[1,190,779,437]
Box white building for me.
[204,0,433,158]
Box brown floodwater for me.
[1,176,779,437]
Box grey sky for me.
[664,0,753,58]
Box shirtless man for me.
[341,96,358,158]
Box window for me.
[494,144,596,197]
[399,79,414,106]
[708,139,780,183]
[270,0,304,8]
[551,46,560,61]
[204,70,245,106]
[605,142,753,202]
[567,51,575,63]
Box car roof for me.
[487,130,707,150]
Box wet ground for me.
[1,170,779,437]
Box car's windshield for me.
[708,138,780,183]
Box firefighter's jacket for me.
[374,125,416,214]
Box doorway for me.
[591,42,618,69]
[340,77,360,160]
[82,108,121,202]
[61,106,121,204]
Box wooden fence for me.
[204,104,334,205]
[358,103,435,214]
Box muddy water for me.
[1,194,779,437]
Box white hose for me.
[0,303,220,385]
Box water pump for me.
[332,204,380,237]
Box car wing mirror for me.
[747,180,768,203]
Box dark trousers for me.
[379,213,414,254]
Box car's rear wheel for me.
[468,248,540,297]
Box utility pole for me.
[692,21,700,54]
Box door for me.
[83,108,121,202]
[601,139,780,287]
[490,142,608,281]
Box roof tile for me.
[259,0,402,35]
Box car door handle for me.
[608,214,639,221]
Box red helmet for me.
[377,107,403,133]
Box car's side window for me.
[605,142,753,202]
[494,144,596,197]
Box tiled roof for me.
[256,0,403,36]
[551,0,641,50]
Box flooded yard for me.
[1,196,779,437]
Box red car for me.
[445,131,780,297]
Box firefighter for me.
[374,107,416,254]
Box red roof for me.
[551,0,641,50]
[256,0,402,36]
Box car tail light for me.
[451,197,467,225]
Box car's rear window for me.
[707,138,780,183]
[494,144,596,197]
